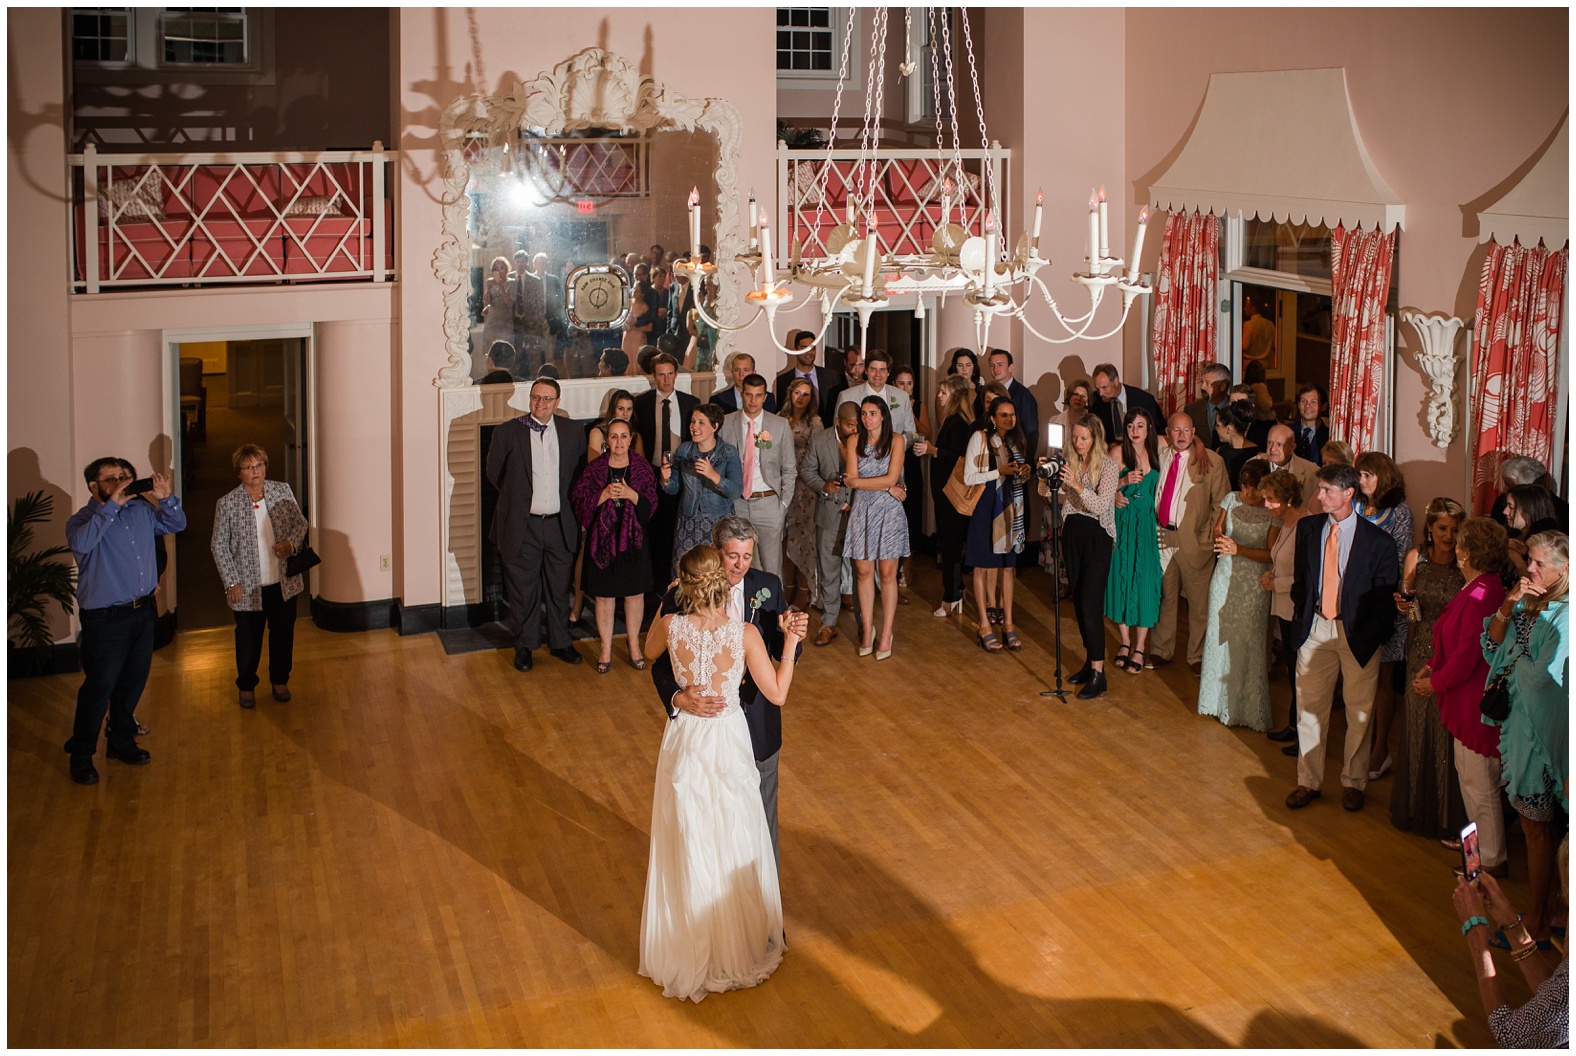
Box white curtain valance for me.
[1149,67,1405,233]
[1477,113,1568,248]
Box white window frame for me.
[904,7,932,125]
[775,7,855,88]
[1221,214,1396,454]
[72,8,273,85]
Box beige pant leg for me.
[1455,740,1507,867]
[1333,624,1379,790]
[1152,549,1181,661]
[1179,555,1216,666]
[1294,616,1342,791]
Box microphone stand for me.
[1038,463,1068,702]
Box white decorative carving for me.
[1400,310,1467,448]
[431,48,744,388]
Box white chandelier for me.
[679,6,1152,357]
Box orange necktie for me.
[1320,521,1341,620]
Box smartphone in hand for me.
[1460,822,1481,883]
[125,477,155,496]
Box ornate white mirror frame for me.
[430,48,744,389]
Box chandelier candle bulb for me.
[983,215,996,300]
[748,191,758,250]
[1031,188,1044,253]
[862,224,878,297]
[688,187,701,259]
[1127,207,1149,283]
[1097,187,1109,261]
[1088,192,1100,272]
[760,214,774,286]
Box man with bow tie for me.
[486,377,588,672]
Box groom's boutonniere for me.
[755,429,773,450]
[748,587,771,615]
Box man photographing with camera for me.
[64,457,186,785]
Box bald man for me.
[1248,424,1320,511]
[1150,412,1230,673]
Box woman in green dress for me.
[1104,407,1162,672]
[1197,458,1278,731]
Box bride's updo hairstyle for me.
[675,544,732,615]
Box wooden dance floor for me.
[8,568,1520,1046]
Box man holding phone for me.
[64,457,187,785]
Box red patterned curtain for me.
[1328,224,1396,450]
[1150,211,1219,418]
[1469,240,1567,513]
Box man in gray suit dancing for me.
[722,374,796,578]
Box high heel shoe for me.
[875,636,893,661]
[857,636,875,657]
[1367,755,1393,781]
[933,599,963,617]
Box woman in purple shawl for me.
[571,417,659,673]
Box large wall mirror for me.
[433,49,744,388]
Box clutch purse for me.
[284,544,322,578]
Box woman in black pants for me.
[1046,413,1119,699]
[930,376,977,616]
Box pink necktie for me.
[743,420,756,494]
[1158,453,1182,525]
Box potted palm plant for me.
[8,491,77,676]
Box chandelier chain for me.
[957,10,997,229]
[809,5,861,239]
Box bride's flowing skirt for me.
[639,707,784,1002]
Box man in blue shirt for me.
[64,457,186,785]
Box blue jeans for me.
[66,600,155,759]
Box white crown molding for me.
[431,48,743,389]
[1399,309,1467,449]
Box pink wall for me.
[394,7,779,608]
[8,9,76,642]
[1125,7,1568,507]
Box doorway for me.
[172,335,311,630]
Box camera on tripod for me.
[1036,422,1067,488]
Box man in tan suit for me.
[1149,412,1229,672]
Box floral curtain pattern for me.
[1149,210,1219,419]
[1469,239,1567,513]
[1327,224,1396,450]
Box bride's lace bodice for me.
[668,614,745,715]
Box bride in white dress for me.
[638,545,807,1002]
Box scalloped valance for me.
[1149,67,1405,233]
[1476,113,1568,248]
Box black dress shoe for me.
[550,646,584,665]
[106,743,151,766]
[1266,724,1297,742]
[514,649,533,672]
[70,758,99,785]
[1068,662,1094,685]
[1281,743,1298,756]
[1075,669,1107,700]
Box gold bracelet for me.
[1511,943,1542,963]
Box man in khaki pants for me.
[1284,463,1400,813]
[1149,413,1229,672]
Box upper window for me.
[776,8,834,72]
[1242,217,1332,280]
[160,8,247,66]
[72,9,131,63]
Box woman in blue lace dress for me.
[1197,459,1277,731]
[1354,451,1414,780]
[843,396,909,659]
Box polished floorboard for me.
[8,566,1520,1046]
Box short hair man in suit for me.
[485,377,588,672]
[1184,364,1233,449]
[649,515,801,864]
[723,374,796,577]
[478,340,517,385]
[1292,384,1331,465]
[1150,413,1230,671]
[714,353,778,415]
[632,352,698,592]
[1285,462,1400,812]
[986,348,1041,457]
[800,401,860,646]
[775,328,844,427]
[1088,361,1162,450]
[1248,424,1320,511]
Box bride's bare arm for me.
[644,613,671,666]
[742,617,806,706]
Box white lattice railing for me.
[776,144,1009,263]
[69,142,396,293]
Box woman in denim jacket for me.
[660,402,742,576]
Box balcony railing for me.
[69,143,396,293]
[776,143,1010,263]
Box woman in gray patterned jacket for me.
[211,444,308,708]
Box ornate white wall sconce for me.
[1399,310,1468,448]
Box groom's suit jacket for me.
[651,567,792,762]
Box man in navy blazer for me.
[713,351,777,415]
[649,516,801,866]
[774,329,844,427]
[1088,362,1163,447]
[986,348,1041,456]
[485,377,588,672]
[1285,461,1399,813]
